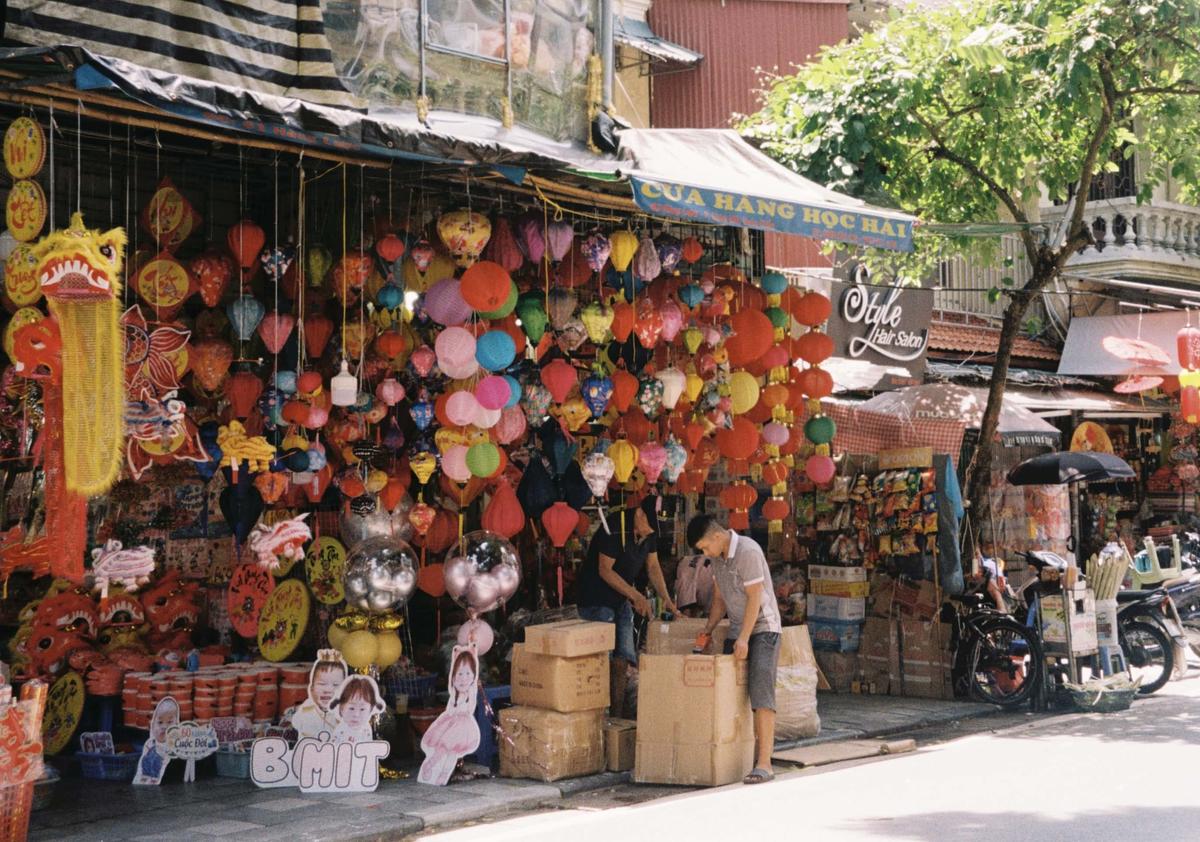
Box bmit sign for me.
[826,269,933,383]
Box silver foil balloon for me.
[443,530,522,614]
[340,505,394,547]
[342,535,419,614]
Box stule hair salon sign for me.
[826,264,933,385]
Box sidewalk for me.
[28,694,997,842]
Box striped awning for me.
[4,0,360,109]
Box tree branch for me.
[1121,84,1200,97]
[1059,60,1118,271]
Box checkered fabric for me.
[821,401,965,456]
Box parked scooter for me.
[1127,534,1200,658]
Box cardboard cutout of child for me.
[134,697,179,785]
[418,645,481,786]
[330,675,386,744]
[288,649,347,741]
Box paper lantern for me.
[720,482,757,530]
[410,345,436,378]
[424,277,470,326]
[609,439,639,484]
[633,236,662,282]
[656,367,687,410]
[494,405,527,444]
[635,299,664,349]
[681,236,704,264]
[793,291,832,327]
[729,371,761,415]
[547,288,578,330]
[466,442,502,478]
[678,284,704,310]
[582,452,615,497]
[762,422,790,447]
[516,215,546,265]
[472,375,509,411]
[435,326,478,378]
[580,301,615,344]
[636,375,665,418]
[442,445,471,482]
[540,358,577,404]
[660,300,684,343]
[460,261,510,312]
[510,295,546,345]
[763,460,789,487]
[805,414,836,445]
[611,368,639,412]
[485,217,524,272]
[227,219,265,269]
[226,371,263,419]
[438,209,492,267]
[581,372,614,419]
[189,338,234,391]
[303,313,334,358]
[1179,327,1200,370]
[375,329,406,359]
[610,301,635,343]
[582,230,612,272]
[376,377,406,407]
[228,295,265,340]
[481,480,525,538]
[541,501,579,548]
[332,253,373,298]
[546,221,574,263]
[476,330,516,372]
[796,366,833,400]
[806,454,836,485]
[609,230,639,272]
[190,249,234,308]
[446,391,481,427]
[726,309,775,367]
[717,417,760,460]
[1183,385,1200,423]
[797,330,834,366]
[661,437,688,484]
[376,233,406,263]
[761,271,788,296]
[638,441,668,484]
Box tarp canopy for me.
[617,129,917,252]
[614,17,703,66]
[1059,310,1189,376]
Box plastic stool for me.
[469,684,511,770]
[1098,644,1127,676]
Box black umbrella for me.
[1007,451,1135,486]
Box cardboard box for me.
[603,718,637,772]
[645,617,730,655]
[814,651,859,693]
[807,595,867,622]
[634,739,754,787]
[511,645,609,713]
[894,580,940,621]
[635,654,750,745]
[499,706,605,782]
[523,619,615,658]
[859,617,898,693]
[869,574,896,618]
[1095,598,1119,647]
[893,619,955,700]
[809,618,864,653]
[810,579,871,598]
[808,565,868,583]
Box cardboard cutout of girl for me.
[134,696,179,785]
[418,645,481,786]
[330,675,385,744]
[288,650,347,741]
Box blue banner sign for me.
[631,177,914,252]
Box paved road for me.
[425,678,1200,842]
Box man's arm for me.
[704,580,727,636]
[733,581,763,660]
[645,552,678,615]
[598,552,651,617]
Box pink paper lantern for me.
[806,454,836,485]
[494,405,527,444]
[376,377,406,407]
[474,406,502,429]
[257,311,295,354]
[762,422,789,447]
[446,390,482,427]
[424,277,472,326]
[410,345,436,378]
[475,375,512,411]
[435,326,478,379]
[443,445,471,482]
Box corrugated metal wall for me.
[648,0,848,269]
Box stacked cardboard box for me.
[808,565,868,653]
[634,654,754,786]
[500,620,614,782]
[857,616,955,699]
[644,617,730,655]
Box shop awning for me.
[1004,387,1171,419]
[1059,310,1189,376]
[616,129,918,252]
[614,17,704,66]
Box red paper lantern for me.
[611,301,635,343]
[540,358,578,404]
[485,217,524,273]
[797,366,834,399]
[725,309,775,367]
[762,498,790,522]
[720,482,757,530]
[793,291,832,327]
[684,421,707,451]
[303,313,334,358]
[482,480,525,539]
[1183,385,1200,423]
[380,477,408,512]
[461,261,512,311]
[796,331,834,366]
[691,437,721,469]
[375,329,407,359]
[339,473,367,499]
[376,234,406,263]
[620,409,654,446]
[227,219,265,270]
[541,501,579,548]
[762,460,789,486]
[1179,327,1200,370]
[716,417,760,460]
[413,509,457,553]
[681,236,704,264]
[226,371,263,419]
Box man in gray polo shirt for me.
[687,514,782,784]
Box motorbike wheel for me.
[1123,620,1174,695]
[967,617,1044,709]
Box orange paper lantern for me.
[611,368,639,412]
[461,261,512,311]
[227,219,265,269]
[541,501,579,548]
[796,331,834,366]
[716,417,760,460]
[482,480,525,539]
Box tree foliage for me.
[744,0,1200,517]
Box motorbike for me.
[1127,534,1200,658]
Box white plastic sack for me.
[774,664,820,740]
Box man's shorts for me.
[724,631,780,711]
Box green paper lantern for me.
[466,442,501,478]
[804,414,836,445]
[515,291,548,342]
[765,306,789,330]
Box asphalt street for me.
[424,677,1200,842]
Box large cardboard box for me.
[499,706,605,782]
[510,645,608,713]
[814,650,859,693]
[807,594,867,622]
[808,565,868,583]
[603,718,637,772]
[523,620,615,658]
[634,654,754,786]
[893,619,955,700]
[859,617,898,693]
[645,617,730,655]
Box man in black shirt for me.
[577,494,676,716]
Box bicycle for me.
[946,592,1046,709]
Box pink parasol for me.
[1101,336,1171,367]
[1113,375,1163,394]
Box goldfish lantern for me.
[190,249,234,307]
[376,233,406,263]
[729,371,760,415]
[541,502,579,548]
[485,217,524,272]
[611,367,639,412]
[582,452,615,497]
[609,230,638,273]
[581,371,614,419]
[546,221,574,263]
[466,442,502,478]
[476,330,516,372]
[227,295,264,340]
[806,454,836,485]
[435,326,478,380]
[720,482,758,530]
[582,230,612,273]
[257,311,295,354]
[189,338,234,391]
[725,309,775,367]
[303,312,334,358]
[540,358,577,404]
[638,441,668,484]
[681,236,704,264]
[580,301,615,344]
[609,439,639,484]
[804,414,836,446]
[227,219,265,269]
[460,261,511,312]
[796,330,834,366]
[662,436,688,483]
[437,209,492,267]
[481,480,524,538]
[515,292,549,343]
[424,277,472,326]
[546,288,577,331]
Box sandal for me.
[743,767,774,785]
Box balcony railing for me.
[936,234,1032,321]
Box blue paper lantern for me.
[228,295,265,341]
[761,271,788,295]
[286,450,311,472]
[503,375,522,408]
[306,447,328,471]
[273,370,298,395]
[377,283,404,310]
[678,284,704,308]
[476,330,517,372]
[410,401,434,431]
[581,372,613,420]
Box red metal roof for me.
[928,321,1060,362]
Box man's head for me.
[631,494,661,541]
[687,514,729,558]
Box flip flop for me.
[743,767,774,785]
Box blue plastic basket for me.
[381,669,439,703]
[76,751,140,782]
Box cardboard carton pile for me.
[832,616,956,699]
[808,565,868,654]
[500,620,614,782]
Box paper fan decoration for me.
[1113,375,1163,394]
[1101,336,1171,367]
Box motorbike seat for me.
[1116,589,1165,604]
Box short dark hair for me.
[687,514,722,550]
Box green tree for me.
[745,0,1200,519]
